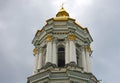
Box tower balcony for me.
[27,65,98,83]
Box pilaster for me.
[65,39,69,64]
[45,35,53,64]
[37,48,42,70]
[68,34,77,64]
[33,48,39,74]
[81,46,87,72]
[52,38,57,65]
[85,45,92,72]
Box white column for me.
[86,50,91,72]
[52,41,57,65]
[81,46,87,72]
[65,40,69,64]
[89,56,92,72]
[69,41,77,63]
[33,54,39,74]
[37,50,42,69]
[45,41,52,64]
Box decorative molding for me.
[43,62,57,69]
[65,62,77,67]
[54,32,68,34]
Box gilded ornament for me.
[46,35,53,42]
[86,45,91,52]
[68,34,76,40]
[33,48,38,55]
[56,7,69,17]
[53,6,69,21]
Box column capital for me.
[68,34,76,41]
[33,48,38,56]
[85,45,91,53]
[46,35,53,42]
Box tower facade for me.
[27,7,99,83]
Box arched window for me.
[57,46,65,67]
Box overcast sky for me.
[0,0,120,83]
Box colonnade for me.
[33,35,91,74]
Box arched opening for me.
[57,47,65,67]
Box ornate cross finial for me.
[61,0,65,8]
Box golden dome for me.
[56,7,69,17]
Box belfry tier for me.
[32,7,93,74]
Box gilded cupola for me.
[56,7,69,17]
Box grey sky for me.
[0,0,120,83]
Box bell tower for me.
[27,7,100,83]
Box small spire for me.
[56,3,69,17]
[61,2,64,8]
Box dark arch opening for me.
[58,47,65,67]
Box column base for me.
[65,62,77,67]
[43,62,57,69]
